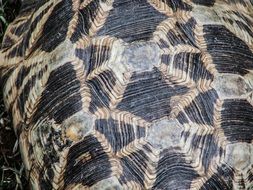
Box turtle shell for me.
[1,0,253,189]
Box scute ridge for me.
[1,0,253,189]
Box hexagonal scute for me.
[1,0,253,189]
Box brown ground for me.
[0,0,29,189]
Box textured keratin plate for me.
[0,0,253,189]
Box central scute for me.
[121,41,160,72]
[122,42,160,72]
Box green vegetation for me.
[0,0,21,43]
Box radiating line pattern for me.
[0,0,253,189]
